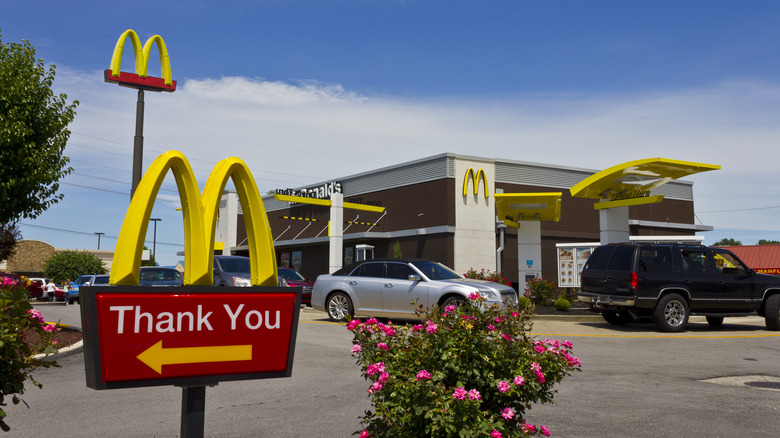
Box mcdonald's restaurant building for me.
[220,153,711,290]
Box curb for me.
[34,323,84,362]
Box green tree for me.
[713,238,741,246]
[42,250,106,284]
[758,239,780,245]
[0,224,21,261]
[0,32,78,228]
[392,240,403,258]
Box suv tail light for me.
[630,272,638,290]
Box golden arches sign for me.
[110,151,277,287]
[105,29,176,91]
[463,167,489,198]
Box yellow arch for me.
[110,151,277,286]
[463,167,489,198]
[109,29,173,86]
[570,157,720,208]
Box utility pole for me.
[94,232,105,250]
[149,218,162,262]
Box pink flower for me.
[497,381,511,393]
[383,325,397,336]
[351,344,362,354]
[540,425,551,436]
[27,309,44,323]
[452,387,467,400]
[534,344,546,353]
[491,431,502,438]
[426,323,438,334]
[468,389,481,400]
[501,407,514,420]
[43,324,57,332]
[562,340,573,349]
[522,423,536,433]
[531,362,542,373]
[445,304,457,312]
[346,319,361,330]
[376,342,389,351]
[487,324,495,331]
[514,375,525,386]
[468,292,480,300]
[502,334,513,341]
[360,431,370,438]
[412,324,424,331]
[511,311,519,317]
[416,370,432,381]
[366,362,386,376]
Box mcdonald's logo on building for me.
[110,151,277,287]
[104,29,176,92]
[462,167,489,198]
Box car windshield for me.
[278,268,305,281]
[219,258,251,273]
[75,275,92,284]
[93,276,110,285]
[411,261,461,280]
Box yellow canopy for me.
[570,158,720,209]
[494,193,562,227]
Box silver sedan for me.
[312,259,518,321]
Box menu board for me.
[558,248,575,287]
[556,244,597,288]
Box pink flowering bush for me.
[463,268,511,286]
[1,278,60,431]
[349,295,581,437]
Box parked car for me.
[577,242,780,332]
[213,255,287,287]
[67,274,110,304]
[0,273,55,299]
[311,258,518,321]
[278,267,313,306]
[139,266,182,286]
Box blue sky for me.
[4,1,780,266]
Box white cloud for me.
[41,70,780,264]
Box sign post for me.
[81,286,301,437]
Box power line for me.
[19,223,184,247]
[697,205,780,214]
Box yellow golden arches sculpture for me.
[108,29,173,86]
[570,158,720,210]
[110,151,277,287]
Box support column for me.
[329,193,344,273]
[599,204,630,244]
[517,221,542,294]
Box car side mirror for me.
[84,282,91,286]
[408,274,422,282]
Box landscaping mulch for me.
[22,326,82,351]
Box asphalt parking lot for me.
[8,303,780,437]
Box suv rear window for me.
[607,245,634,271]
[585,246,613,270]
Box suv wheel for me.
[653,293,689,332]
[601,310,633,325]
[326,292,353,322]
[766,294,780,331]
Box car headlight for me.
[232,276,252,287]
[478,290,499,300]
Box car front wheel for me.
[765,294,780,331]
[653,293,689,332]
[326,292,353,322]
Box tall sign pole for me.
[103,29,177,196]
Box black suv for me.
[578,242,780,332]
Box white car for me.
[312,258,517,321]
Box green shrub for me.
[1,277,60,431]
[348,294,582,437]
[524,278,558,306]
[517,295,532,310]
[554,297,571,312]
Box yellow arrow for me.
[137,341,253,374]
